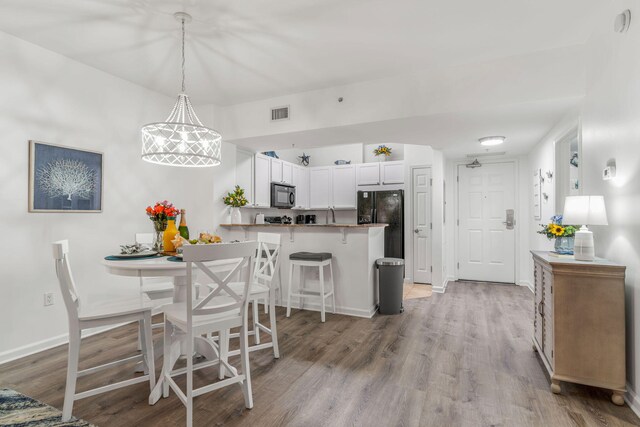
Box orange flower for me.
[146,206,153,214]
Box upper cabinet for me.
[309,167,332,209]
[381,161,404,185]
[270,158,294,185]
[331,165,356,208]
[356,163,380,186]
[282,162,293,185]
[292,165,309,208]
[270,158,283,183]
[254,154,271,207]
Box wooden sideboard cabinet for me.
[531,251,626,405]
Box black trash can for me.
[376,258,405,314]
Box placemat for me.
[104,254,163,261]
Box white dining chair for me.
[226,232,281,358]
[135,232,174,302]
[52,240,155,422]
[158,242,255,427]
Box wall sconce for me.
[603,159,617,181]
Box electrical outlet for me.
[44,292,54,306]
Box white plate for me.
[111,250,158,259]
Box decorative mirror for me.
[554,126,581,214]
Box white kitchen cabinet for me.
[236,150,254,205]
[292,165,309,208]
[309,167,332,209]
[270,158,283,183]
[282,162,293,185]
[381,161,405,185]
[356,163,381,186]
[254,154,271,207]
[331,165,356,208]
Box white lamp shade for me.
[562,195,608,225]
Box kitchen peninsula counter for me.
[220,223,387,228]
[219,223,385,318]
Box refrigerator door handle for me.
[373,208,377,223]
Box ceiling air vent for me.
[271,106,290,121]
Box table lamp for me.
[562,195,608,261]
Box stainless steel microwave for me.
[271,183,296,208]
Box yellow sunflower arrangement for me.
[373,145,392,157]
[538,215,576,240]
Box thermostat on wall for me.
[603,165,616,180]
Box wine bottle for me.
[179,209,190,240]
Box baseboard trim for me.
[433,277,452,294]
[517,280,534,293]
[276,300,376,318]
[626,384,640,418]
[0,324,126,366]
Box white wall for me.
[0,31,224,362]
[579,0,640,411]
[274,143,363,167]
[526,108,581,284]
[215,45,586,143]
[526,0,640,411]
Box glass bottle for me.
[163,217,179,252]
[179,209,190,240]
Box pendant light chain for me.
[181,17,186,93]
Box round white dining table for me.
[101,255,243,405]
[101,255,241,303]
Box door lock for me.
[503,209,515,229]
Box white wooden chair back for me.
[253,233,281,288]
[183,242,257,320]
[52,240,80,322]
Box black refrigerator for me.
[357,190,404,259]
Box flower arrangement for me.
[145,200,179,222]
[223,185,249,208]
[537,215,577,239]
[373,145,392,157]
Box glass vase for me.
[152,221,167,252]
[554,236,575,255]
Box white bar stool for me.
[286,252,335,322]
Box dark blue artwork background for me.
[32,143,102,211]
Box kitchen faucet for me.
[327,207,336,224]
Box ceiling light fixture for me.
[141,12,221,167]
[479,136,506,146]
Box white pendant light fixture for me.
[141,12,221,167]
[479,136,506,146]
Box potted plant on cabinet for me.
[537,215,578,255]
[223,185,249,224]
[373,145,392,161]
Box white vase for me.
[377,155,387,162]
[230,207,242,224]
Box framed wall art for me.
[28,141,103,212]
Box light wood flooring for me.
[1,281,639,426]
[403,283,433,300]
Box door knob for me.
[414,229,420,234]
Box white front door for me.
[412,167,431,284]
[457,161,516,283]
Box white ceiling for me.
[0,0,600,106]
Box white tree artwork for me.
[37,159,96,201]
